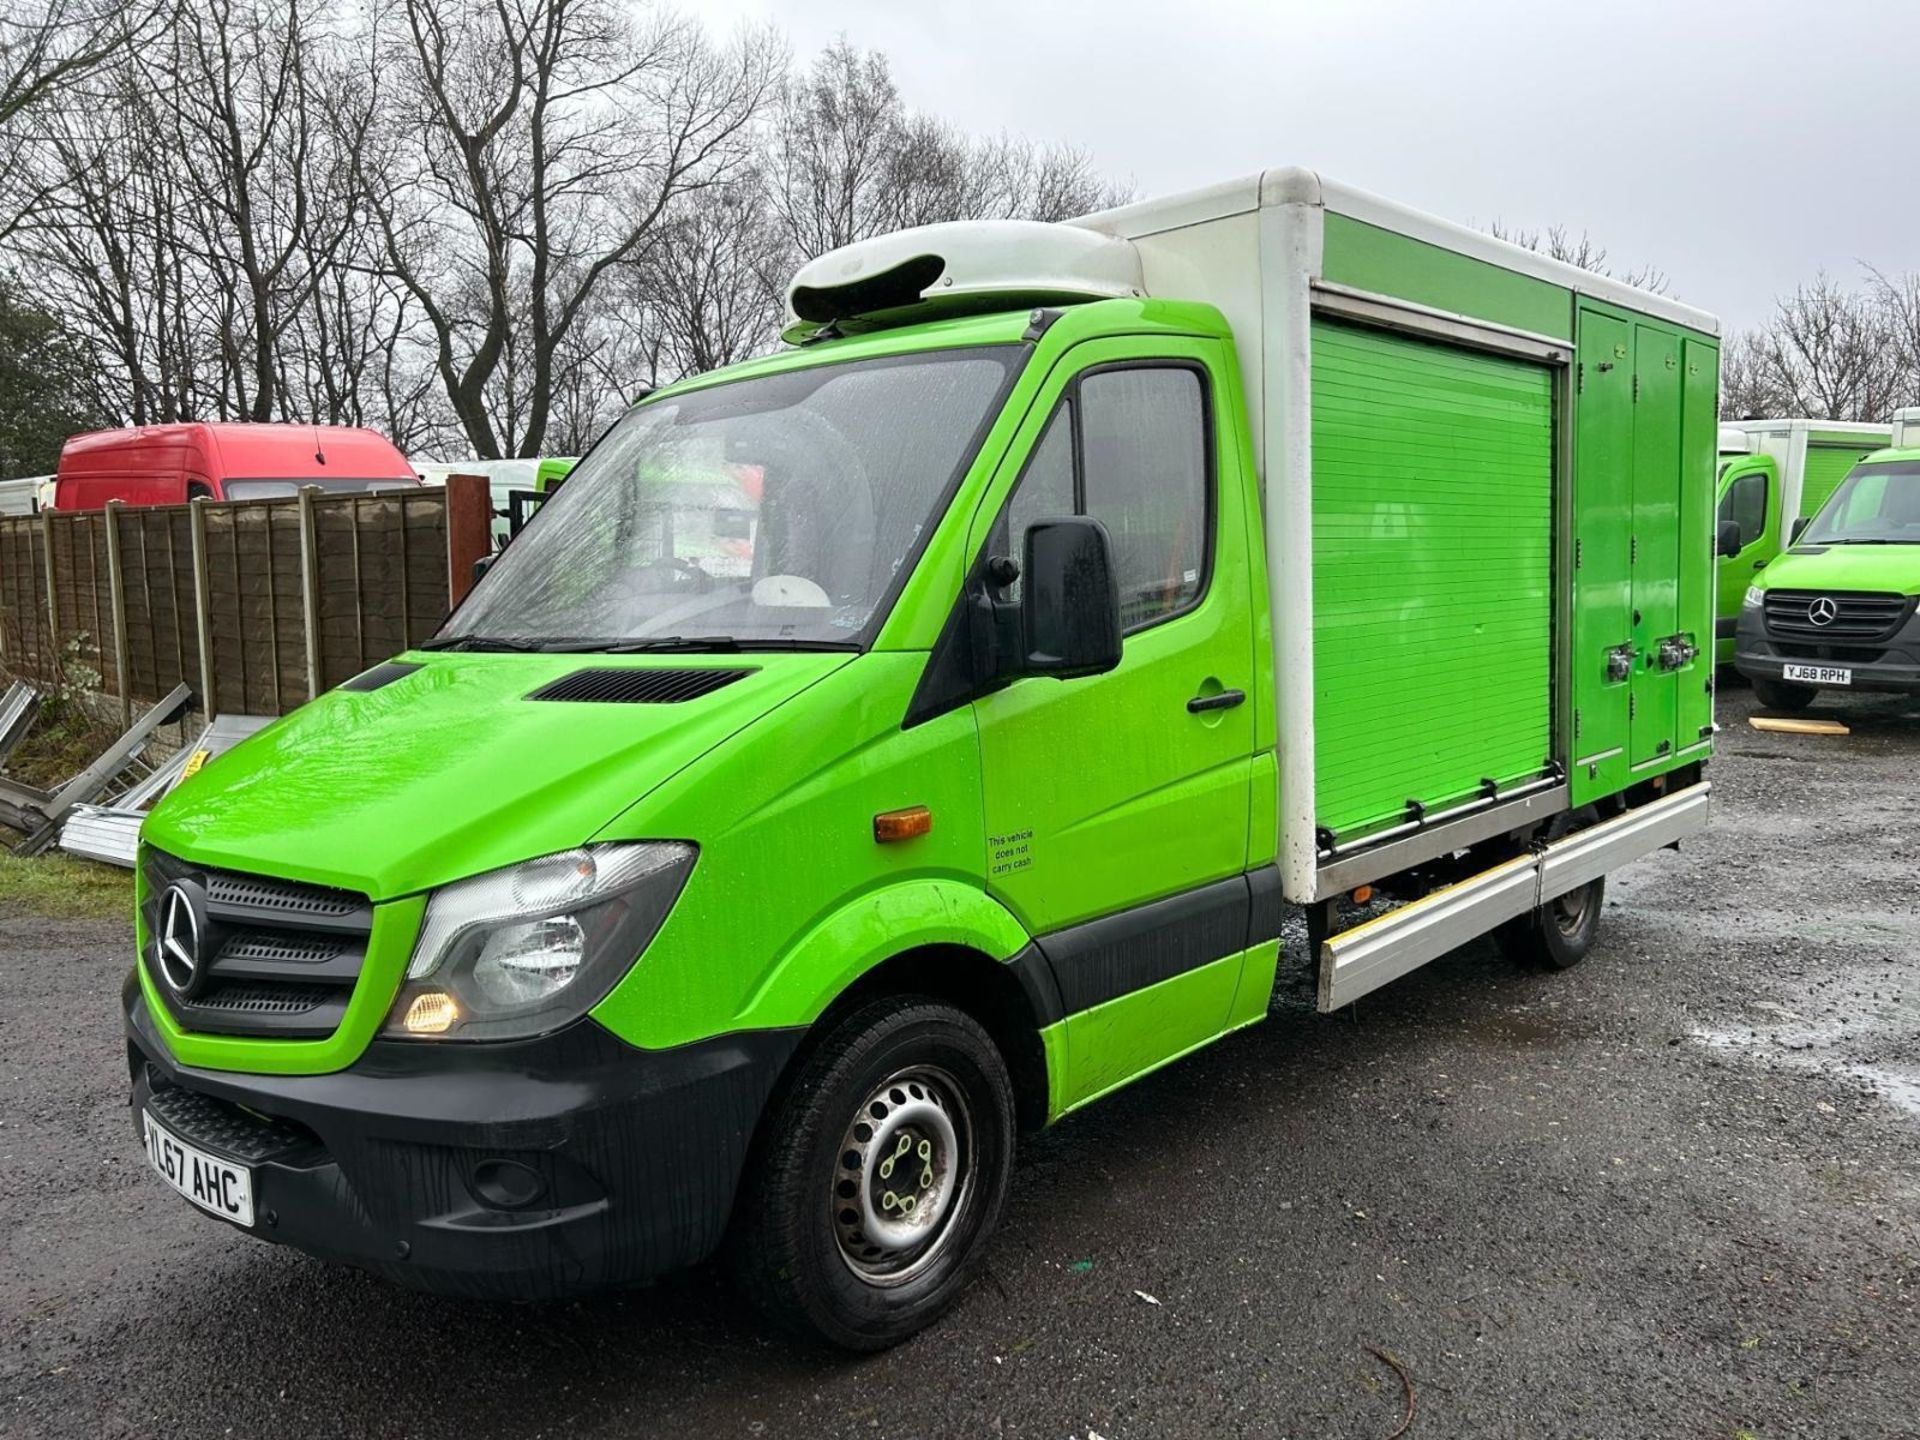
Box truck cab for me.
[1713,418,1892,664]
[1734,407,1920,707]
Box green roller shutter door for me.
[1800,442,1880,520]
[1310,320,1555,842]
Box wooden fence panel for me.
[115,507,201,703]
[0,519,55,683]
[0,485,461,717]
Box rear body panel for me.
[1080,172,1718,894]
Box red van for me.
[52,423,420,510]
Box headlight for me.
[1743,585,1765,609]
[383,842,694,1041]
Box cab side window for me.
[1717,470,1768,549]
[991,363,1212,632]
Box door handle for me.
[1187,688,1246,714]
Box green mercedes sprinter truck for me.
[1714,418,1892,663]
[1734,407,1920,707]
[126,168,1718,1349]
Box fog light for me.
[403,990,459,1034]
[470,1158,548,1210]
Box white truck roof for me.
[1073,168,1716,337]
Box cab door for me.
[970,337,1258,1109]
[1714,459,1776,663]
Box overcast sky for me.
[695,0,1911,337]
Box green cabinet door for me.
[1629,323,1681,767]
[1677,336,1718,752]
[1571,308,1635,803]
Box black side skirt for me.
[1009,866,1285,1025]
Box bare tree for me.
[631,181,788,381]
[0,0,171,238]
[361,0,780,458]
[4,11,1127,453]
[1721,274,1904,422]
[1488,220,1669,295]
[766,40,1126,259]
[166,0,372,421]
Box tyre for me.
[1497,873,1604,970]
[1752,676,1817,712]
[1495,807,1603,971]
[728,996,1016,1350]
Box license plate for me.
[1783,663,1851,686]
[142,1110,254,1227]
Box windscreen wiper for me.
[416,634,547,652]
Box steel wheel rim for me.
[1552,882,1593,937]
[831,1065,975,1286]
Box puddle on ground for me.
[1693,989,1920,1121]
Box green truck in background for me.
[1734,407,1920,708]
[1715,418,1892,663]
[125,167,1718,1349]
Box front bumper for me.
[1733,605,1920,694]
[125,976,799,1299]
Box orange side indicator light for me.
[1350,885,1374,905]
[874,806,933,843]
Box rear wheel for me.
[1496,808,1604,971]
[1753,676,1817,712]
[1499,874,1605,970]
[728,997,1016,1350]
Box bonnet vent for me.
[339,660,422,693]
[526,668,755,704]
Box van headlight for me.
[383,843,695,1041]
[1743,585,1765,609]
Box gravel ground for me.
[5,681,1919,1440]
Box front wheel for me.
[728,997,1016,1350]
[1753,676,1818,712]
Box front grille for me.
[1763,589,1914,643]
[526,667,754,704]
[1772,640,1893,663]
[141,848,374,1039]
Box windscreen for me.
[224,478,417,501]
[442,346,1018,650]
[1802,462,1920,545]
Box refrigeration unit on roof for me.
[782,220,1145,342]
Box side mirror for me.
[1019,517,1122,679]
[1716,519,1743,559]
[1790,516,1811,544]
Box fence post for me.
[444,473,493,610]
[103,499,132,728]
[188,497,216,716]
[41,507,59,673]
[298,485,322,700]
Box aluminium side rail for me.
[1317,781,1711,1011]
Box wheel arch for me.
[804,942,1054,1133]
